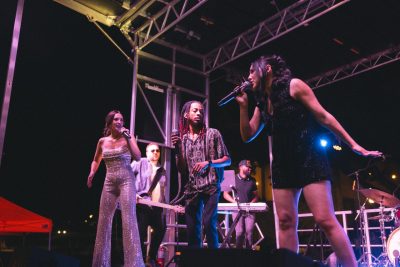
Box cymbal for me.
[359,188,400,207]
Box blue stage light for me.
[320,139,328,147]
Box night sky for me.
[1,0,399,233]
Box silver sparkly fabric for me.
[92,146,144,267]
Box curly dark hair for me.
[103,110,122,137]
[178,101,206,139]
[251,54,292,90]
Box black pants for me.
[185,190,220,248]
[137,205,166,261]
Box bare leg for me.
[303,180,357,267]
[273,188,301,252]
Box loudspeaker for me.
[271,248,326,267]
[177,248,327,267]
[178,248,264,267]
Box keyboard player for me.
[223,160,258,249]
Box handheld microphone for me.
[171,129,180,150]
[122,130,131,139]
[218,81,252,107]
[172,129,180,138]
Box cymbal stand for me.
[351,171,374,267]
[374,198,392,266]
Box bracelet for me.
[208,160,213,167]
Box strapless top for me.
[102,146,133,180]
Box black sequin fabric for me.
[268,79,331,189]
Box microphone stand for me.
[393,183,400,197]
[220,190,245,248]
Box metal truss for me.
[0,0,25,167]
[120,0,207,50]
[307,44,400,90]
[204,0,350,73]
[53,0,117,27]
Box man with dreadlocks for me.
[171,100,231,248]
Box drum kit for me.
[358,188,400,267]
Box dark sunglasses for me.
[150,149,160,153]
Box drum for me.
[394,206,400,227]
[387,227,400,265]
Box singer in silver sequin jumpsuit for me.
[87,110,144,267]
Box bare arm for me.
[87,138,104,188]
[123,128,141,161]
[210,155,231,168]
[236,92,265,143]
[291,78,382,157]
[223,191,236,203]
[250,191,259,203]
[191,155,231,177]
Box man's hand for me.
[191,161,210,177]
[173,205,185,214]
[171,134,182,148]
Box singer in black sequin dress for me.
[236,55,382,267]
[268,78,332,189]
[87,110,144,267]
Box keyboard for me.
[217,202,268,212]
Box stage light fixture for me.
[320,139,328,148]
[333,145,342,151]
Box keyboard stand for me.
[220,209,245,248]
[220,194,247,248]
[217,221,227,243]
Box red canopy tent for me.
[0,197,53,250]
